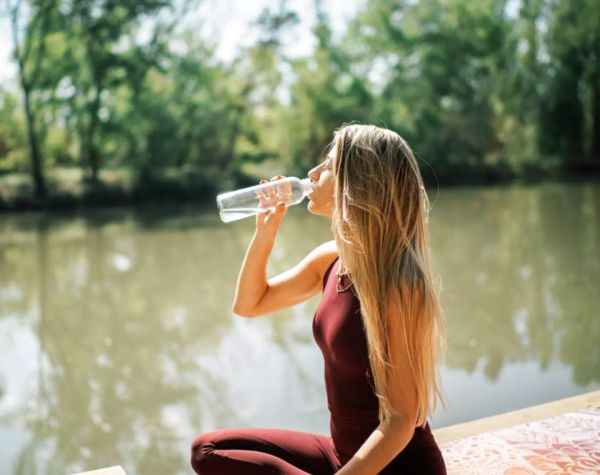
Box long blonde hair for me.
[330,124,445,427]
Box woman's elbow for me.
[232,304,257,318]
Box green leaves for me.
[1,0,598,210]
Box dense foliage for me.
[0,0,598,209]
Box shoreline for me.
[1,170,599,216]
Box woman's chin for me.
[307,201,329,218]
[307,200,320,215]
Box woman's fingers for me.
[255,176,289,228]
[270,176,290,202]
[256,180,269,206]
[257,176,285,204]
[259,177,276,202]
[265,176,283,201]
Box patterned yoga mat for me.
[440,407,600,474]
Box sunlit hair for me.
[329,124,446,427]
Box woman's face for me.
[307,142,336,220]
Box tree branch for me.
[30,0,56,87]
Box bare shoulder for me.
[309,240,338,283]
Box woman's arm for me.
[232,229,278,316]
[335,416,415,475]
[232,176,289,316]
[233,235,335,317]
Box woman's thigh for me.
[191,427,341,475]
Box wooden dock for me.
[433,390,600,443]
[73,466,127,475]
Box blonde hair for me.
[330,124,445,427]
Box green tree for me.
[4,0,57,204]
[119,34,247,195]
[228,0,300,181]
[348,0,515,183]
[58,0,176,184]
[283,0,374,175]
[0,89,28,174]
[540,0,600,171]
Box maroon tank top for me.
[312,256,446,473]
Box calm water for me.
[0,181,599,474]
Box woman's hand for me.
[255,175,291,235]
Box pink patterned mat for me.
[440,407,600,474]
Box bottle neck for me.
[301,177,313,195]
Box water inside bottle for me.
[219,206,276,223]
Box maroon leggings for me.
[190,427,343,474]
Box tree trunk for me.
[592,80,600,166]
[89,143,100,184]
[21,77,47,206]
[83,86,102,184]
[10,0,49,207]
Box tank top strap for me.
[322,256,340,289]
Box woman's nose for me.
[308,164,321,181]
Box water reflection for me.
[431,183,599,386]
[0,182,598,474]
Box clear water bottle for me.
[217,177,313,223]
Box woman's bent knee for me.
[190,432,217,474]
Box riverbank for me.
[0,167,221,213]
[2,166,598,214]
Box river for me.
[0,180,598,474]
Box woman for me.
[191,124,447,474]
